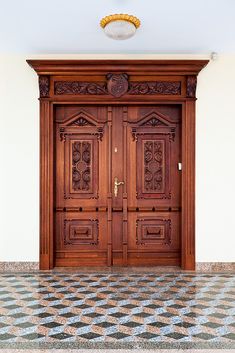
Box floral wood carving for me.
[54,75,181,97]
[55,81,107,95]
[95,127,104,141]
[144,141,164,193]
[106,73,129,97]
[72,141,92,192]
[128,81,181,95]
[39,76,50,97]
[186,75,197,98]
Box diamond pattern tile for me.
[0,271,234,348]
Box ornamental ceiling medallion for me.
[100,14,141,40]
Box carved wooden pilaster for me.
[39,75,50,98]
[181,101,195,270]
[186,75,197,98]
[40,100,53,269]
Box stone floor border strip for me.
[1,350,235,353]
[1,263,235,273]
[0,342,235,349]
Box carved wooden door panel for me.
[55,106,109,266]
[55,104,181,266]
[126,106,181,265]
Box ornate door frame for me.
[27,59,208,270]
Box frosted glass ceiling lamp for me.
[100,14,141,40]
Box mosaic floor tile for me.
[68,322,89,328]
[193,332,217,340]
[166,332,188,340]
[108,332,129,340]
[79,332,101,339]
[0,272,235,349]
[0,334,16,341]
[50,333,74,340]
[137,332,159,339]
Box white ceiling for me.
[0,0,234,54]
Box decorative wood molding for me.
[55,81,107,95]
[59,126,104,142]
[27,60,209,76]
[186,75,197,98]
[54,79,181,97]
[132,129,175,142]
[63,219,99,246]
[128,81,181,95]
[136,218,171,246]
[54,78,181,97]
[39,76,50,98]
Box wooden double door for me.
[55,104,181,266]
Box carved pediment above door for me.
[56,109,98,126]
[131,110,177,142]
[137,110,176,127]
[58,109,104,142]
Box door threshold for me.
[51,266,183,273]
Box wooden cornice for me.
[27,59,209,76]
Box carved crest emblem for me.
[106,73,129,98]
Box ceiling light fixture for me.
[100,14,141,40]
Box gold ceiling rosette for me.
[100,14,141,40]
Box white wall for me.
[0,55,39,261]
[0,54,234,262]
[196,55,235,261]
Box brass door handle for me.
[114,177,124,197]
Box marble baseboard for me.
[0,261,234,272]
[196,262,235,272]
[0,349,235,353]
[0,343,235,350]
[0,262,39,271]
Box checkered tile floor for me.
[0,272,235,349]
